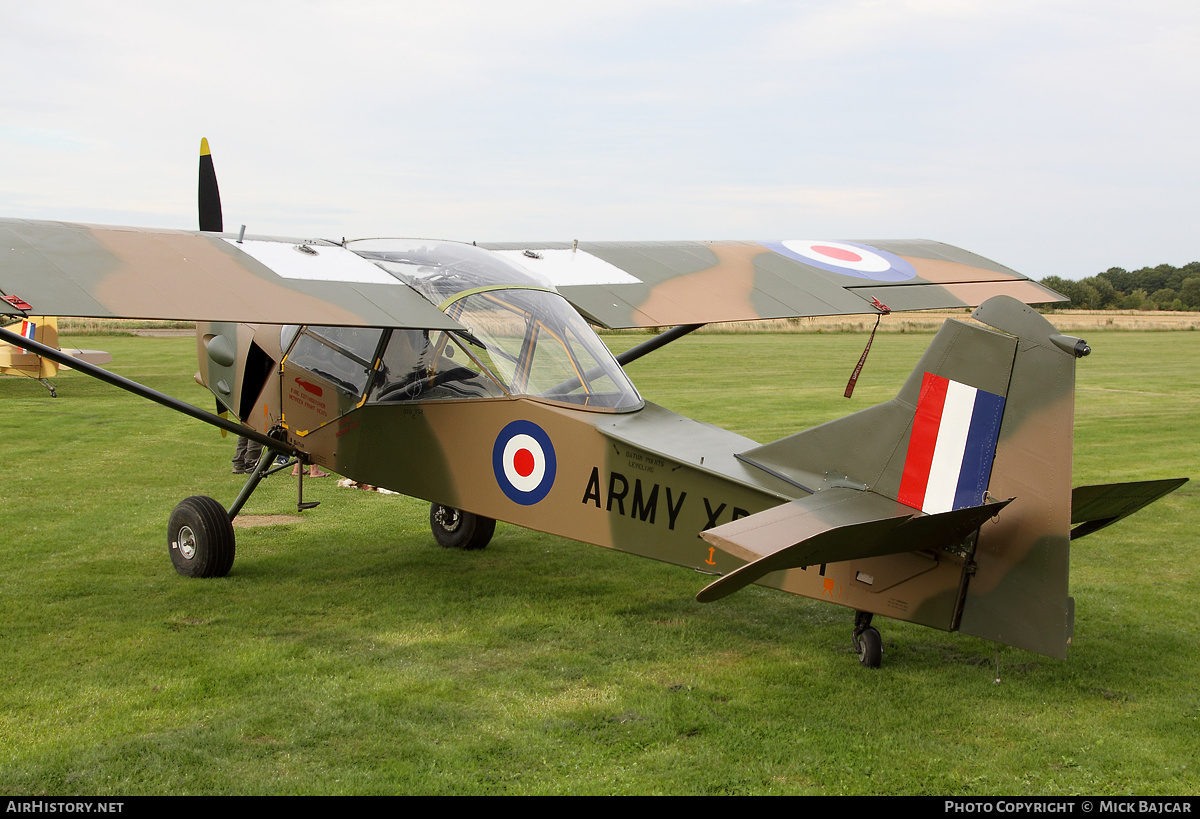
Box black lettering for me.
[582,467,601,508]
[732,507,750,521]
[631,480,659,524]
[703,498,726,529]
[665,488,686,530]
[607,471,628,514]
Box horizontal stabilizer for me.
[59,349,113,369]
[696,487,1010,602]
[1070,478,1188,540]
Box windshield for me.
[449,289,640,409]
[350,239,641,411]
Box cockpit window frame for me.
[284,325,385,400]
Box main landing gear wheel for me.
[430,503,495,550]
[855,627,883,669]
[168,495,236,577]
[852,610,883,669]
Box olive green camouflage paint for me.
[481,239,1064,328]
[313,397,795,569]
[957,299,1079,657]
[4,222,1062,331]
[0,219,461,330]
[11,216,1171,661]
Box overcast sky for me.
[2,0,1196,280]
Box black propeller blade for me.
[198,137,223,232]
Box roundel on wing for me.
[762,240,916,282]
[492,420,557,505]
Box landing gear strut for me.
[168,438,310,578]
[852,610,883,669]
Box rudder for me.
[738,295,1085,656]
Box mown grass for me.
[0,331,1196,795]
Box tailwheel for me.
[429,503,495,550]
[168,495,236,577]
[852,611,883,669]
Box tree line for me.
[1039,262,1200,311]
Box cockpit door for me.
[280,325,384,436]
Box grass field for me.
[1,329,1197,795]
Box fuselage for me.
[195,238,975,635]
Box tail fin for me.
[0,316,60,377]
[0,316,111,384]
[731,295,1092,657]
[955,297,1082,656]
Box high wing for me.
[1,218,1061,330]
[0,219,461,330]
[480,239,1063,328]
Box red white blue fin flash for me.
[898,373,1006,514]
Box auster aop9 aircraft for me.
[0,140,1186,668]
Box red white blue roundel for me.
[763,240,916,282]
[493,420,557,505]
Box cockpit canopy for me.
[348,237,556,305]
[283,239,642,411]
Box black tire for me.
[857,626,883,669]
[168,495,236,577]
[429,503,495,550]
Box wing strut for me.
[615,323,704,366]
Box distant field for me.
[677,309,1200,334]
[55,309,1200,338]
[0,329,1196,795]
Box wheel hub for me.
[177,525,197,560]
[435,506,462,532]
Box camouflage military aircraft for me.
[0,314,111,396]
[0,141,1186,667]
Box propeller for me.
[200,137,227,436]
[198,137,223,232]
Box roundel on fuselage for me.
[493,420,557,505]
